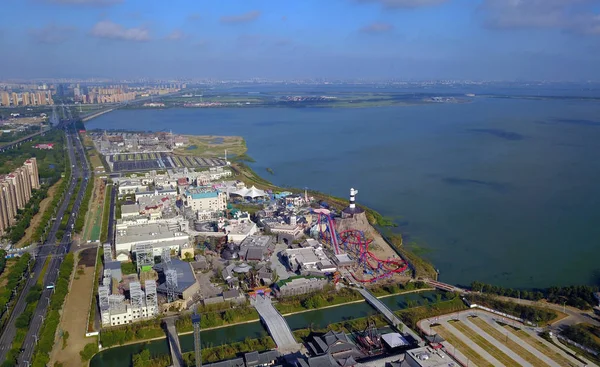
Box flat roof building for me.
[115,222,189,256]
[154,258,200,303]
[401,347,458,367]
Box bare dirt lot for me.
[49,248,97,367]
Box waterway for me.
[87,87,600,289]
[90,291,440,366]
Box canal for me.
[90,290,441,366]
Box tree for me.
[80,342,99,361]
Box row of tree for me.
[0,250,6,276]
[466,294,557,324]
[32,163,71,244]
[74,173,95,233]
[470,281,599,310]
[1,254,38,367]
[0,253,31,318]
[30,253,75,367]
[5,188,48,244]
[99,318,164,348]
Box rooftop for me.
[154,259,197,294]
[405,347,458,367]
[116,222,188,245]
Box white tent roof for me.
[231,186,267,199]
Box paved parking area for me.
[269,243,293,281]
[419,310,590,367]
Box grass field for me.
[469,316,550,366]
[503,325,578,367]
[431,324,494,367]
[173,135,246,158]
[451,320,522,367]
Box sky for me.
[1,0,600,80]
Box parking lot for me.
[420,311,586,367]
[110,152,226,172]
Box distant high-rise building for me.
[22,92,31,106]
[37,92,46,105]
[56,84,65,97]
[11,92,18,106]
[24,158,40,190]
[0,180,18,235]
[0,92,9,106]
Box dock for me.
[252,295,301,353]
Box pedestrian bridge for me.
[164,318,184,367]
[358,288,424,346]
[252,295,300,353]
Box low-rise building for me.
[239,235,276,262]
[264,220,303,238]
[121,203,141,218]
[224,221,258,243]
[283,244,337,274]
[115,222,189,256]
[154,259,200,303]
[402,346,458,367]
[118,181,146,196]
[274,276,328,297]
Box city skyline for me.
[1,1,600,80]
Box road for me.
[0,109,92,364]
[495,296,600,329]
[252,295,300,353]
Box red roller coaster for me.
[313,208,408,283]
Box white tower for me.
[349,188,358,210]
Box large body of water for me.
[88,91,600,289]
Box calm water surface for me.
[88,97,600,288]
[90,292,439,366]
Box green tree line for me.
[0,253,32,320]
[466,293,557,324]
[30,253,75,367]
[74,173,95,233]
[470,281,599,310]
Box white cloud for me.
[90,20,150,41]
[360,22,394,33]
[29,24,75,44]
[481,0,600,35]
[165,30,184,41]
[220,10,261,24]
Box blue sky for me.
[1,0,600,80]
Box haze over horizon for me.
[2,0,600,80]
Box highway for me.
[0,108,92,365]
